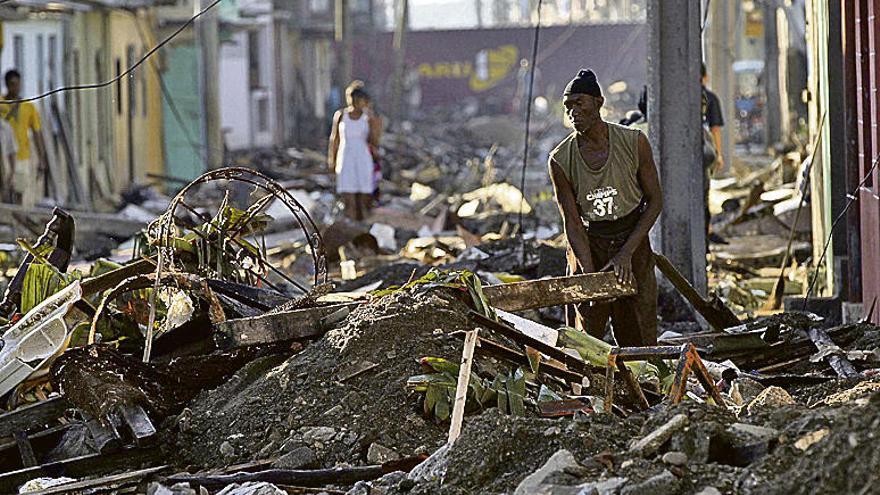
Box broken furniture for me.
[604,343,725,413]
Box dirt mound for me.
[168,290,473,469]
[736,387,880,494]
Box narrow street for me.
[0,1,878,494]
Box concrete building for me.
[1,1,166,206]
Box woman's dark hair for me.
[345,80,370,104]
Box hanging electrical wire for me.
[0,0,223,104]
[803,153,880,308]
[517,0,543,242]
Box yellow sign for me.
[415,44,520,93]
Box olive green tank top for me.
[549,122,644,224]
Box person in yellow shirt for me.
[1,70,47,207]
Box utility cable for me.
[802,153,880,309]
[517,0,543,244]
[0,0,223,104]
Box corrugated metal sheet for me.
[855,0,880,322]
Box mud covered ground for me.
[162,279,880,494]
[166,290,473,469]
[350,379,880,495]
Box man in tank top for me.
[548,69,662,347]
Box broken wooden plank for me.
[0,446,162,494]
[654,253,740,330]
[448,329,478,445]
[454,333,585,383]
[469,311,598,378]
[214,302,360,349]
[482,272,635,312]
[0,203,147,239]
[0,397,69,438]
[84,414,122,455]
[538,399,592,417]
[13,431,37,467]
[166,456,425,489]
[25,464,169,495]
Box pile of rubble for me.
[0,113,878,494]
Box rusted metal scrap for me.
[149,167,328,295]
[604,343,725,413]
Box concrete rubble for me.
[0,118,878,495]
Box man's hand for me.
[601,250,635,286]
[327,156,336,172]
[713,154,725,175]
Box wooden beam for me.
[0,447,162,494]
[214,302,361,349]
[482,272,636,312]
[453,333,585,383]
[469,311,599,377]
[0,397,68,438]
[0,203,147,239]
[12,431,37,467]
[24,465,168,495]
[654,253,740,330]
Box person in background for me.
[702,62,725,173]
[0,118,18,202]
[0,70,47,208]
[702,62,726,246]
[328,81,383,221]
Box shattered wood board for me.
[482,272,635,311]
[214,302,362,349]
[0,397,69,437]
[0,446,162,494]
[0,204,146,239]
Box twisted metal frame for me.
[141,167,327,362]
[150,167,327,289]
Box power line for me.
[803,153,880,308]
[0,0,223,104]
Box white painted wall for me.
[219,30,252,150]
[1,19,65,103]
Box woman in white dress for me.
[328,81,382,220]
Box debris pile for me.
[0,113,877,494]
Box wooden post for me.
[448,329,478,445]
[390,0,409,128]
[335,0,352,85]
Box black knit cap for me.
[563,69,602,98]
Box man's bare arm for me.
[549,159,594,273]
[33,132,47,173]
[327,110,343,171]
[368,113,383,148]
[602,133,662,284]
[711,125,723,171]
